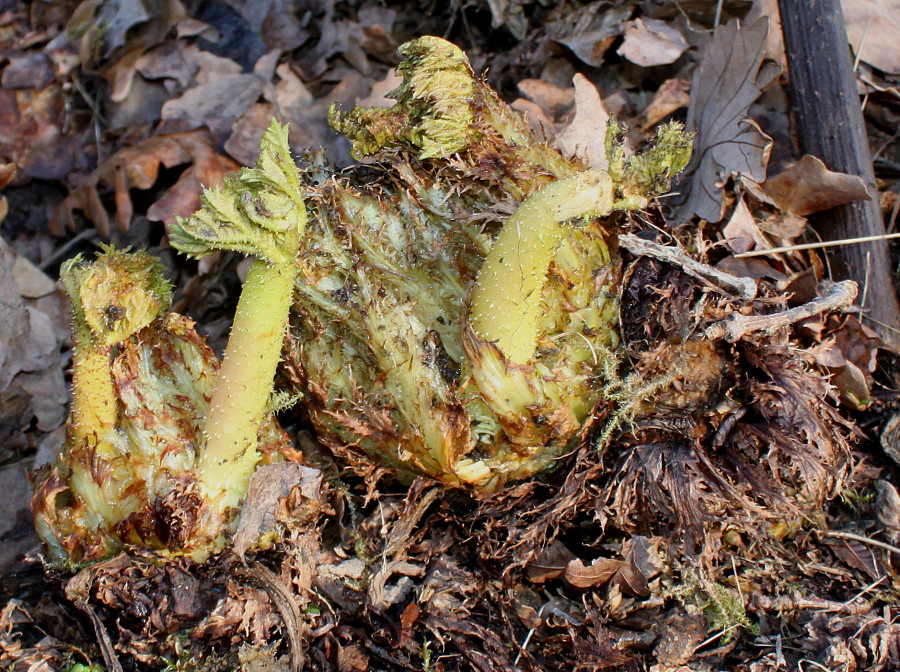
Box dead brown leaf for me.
[762,154,871,216]
[0,86,81,181]
[0,601,70,672]
[398,601,420,649]
[526,539,576,583]
[233,462,325,560]
[641,78,691,130]
[550,4,632,68]
[562,537,660,594]
[2,52,55,90]
[337,643,369,672]
[0,238,67,444]
[223,0,311,52]
[747,0,786,69]
[618,18,689,67]
[823,534,886,581]
[677,18,781,223]
[873,480,900,554]
[157,51,277,144]
[757,212,808,241]
[225,102,276,167]
[517,78,573,118]
[53,129,239,236]
[556,73,609,170]
[564,557,623,589]
[722,197,766,254]
[841,0,900,74]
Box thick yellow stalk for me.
[62,248,172,442]
[169,121,306,522]
[469,170,614,364]
[199,248,299,509]
[69,337,117,442]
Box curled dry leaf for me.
[762,154,871,216]
[617,18,688,67]
[874,480,900,533]
[53,130,239,236]
[723,197,767,254]
[757,212,807,241]
[823,534,886,581]
[563,537,661,594]
[564,557,624,589]
[677,18,781,223]
[555,73,609,170]
[550,4,632,68]
[0,601,69,671]
[803,314,879,409]
[525,539,576,583]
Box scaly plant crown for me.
[61,245,171,349]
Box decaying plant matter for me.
[288,36,691,491]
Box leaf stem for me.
[468,170,614,364]
[199,249,299,509]
[169,121,306,518]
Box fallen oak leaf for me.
[762,154,871,216]
[676,18,781,223]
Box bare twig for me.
[819,529,900,557]
[734,233,900,259]
[705,280,858,342]
[620,233,757,299]
[752,593,871,615]
[235,563,306,672]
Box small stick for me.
[734,233,900,259]
[620,233,757,299]
[705,280,858,342]
[819,529,900,557]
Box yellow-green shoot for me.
[169,120,306,516]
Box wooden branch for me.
[705,280,857,342]
[778,0,900,351]
[619,233,757,299]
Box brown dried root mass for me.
[470,246,856,568]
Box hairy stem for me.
[169,120,306,517]
[69,334,117,443]
[468,170,614,364]
[199,249,299,509]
